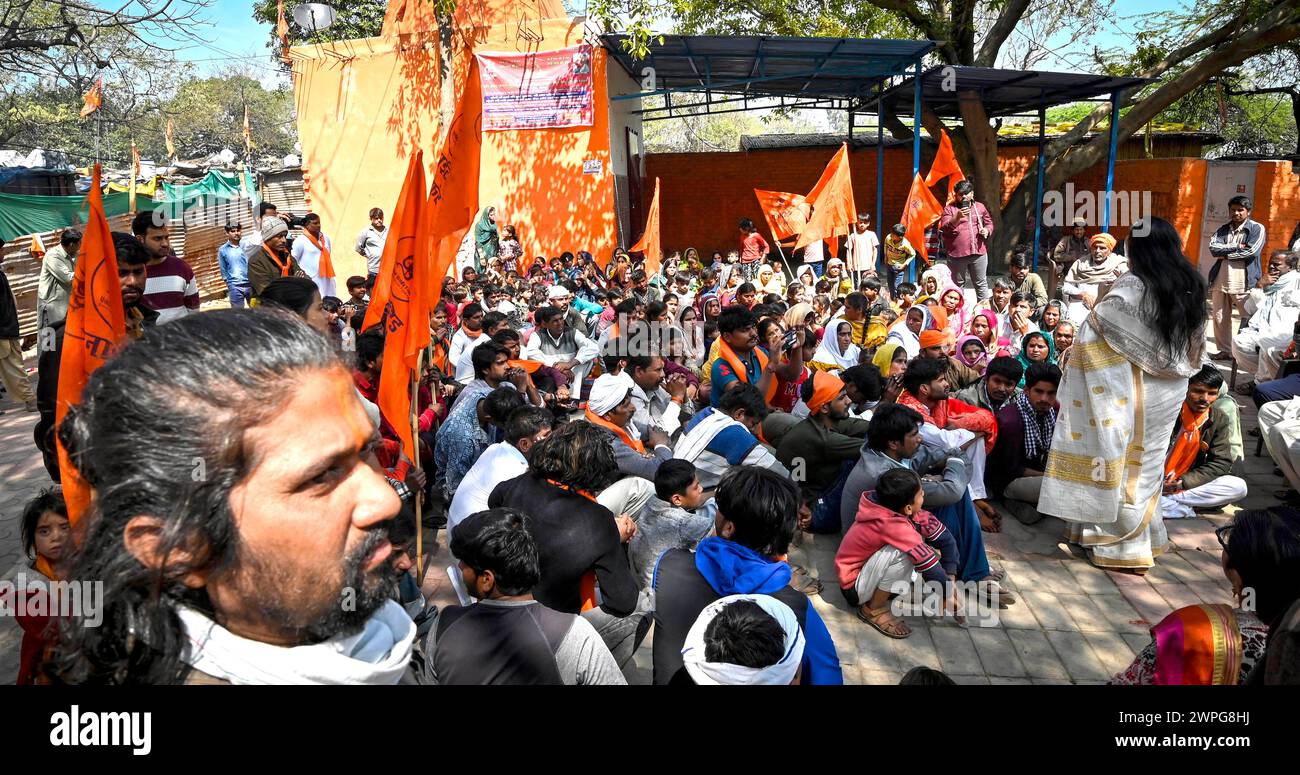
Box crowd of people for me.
[2,191,1300,687]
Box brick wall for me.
[644,146,1300,267]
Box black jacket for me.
[0,269,19,339]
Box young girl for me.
[7,490,71,684]
[955,334,989,373]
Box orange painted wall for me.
[291,7,615,281]
[645,145,1222,263]
[1253,161,1300,256]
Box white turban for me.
[587,373,631,416]
[682,594,804,685]
[547,285,570,300]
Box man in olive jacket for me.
[1159,365,1246,518]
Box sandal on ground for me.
[986,568,1006,582]
[856,605,912,639]
[977,580,1017,608]
[788,565,823,597]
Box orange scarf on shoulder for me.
[267,244,293,277]
[1165,403,1210,479]
[301,231,335,279]
[584,407,645,453]
[546,478,603,613]
[718,338,776,404]
[35,555,60,581]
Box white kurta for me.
[291,233,338,299]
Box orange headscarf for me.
[806,371,845,414]
[1165,402,1210,480]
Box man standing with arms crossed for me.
[355,207,387,292]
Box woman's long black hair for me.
[1225,507,1300,629]
[1124,217,1208,357]
[49,309,343,684]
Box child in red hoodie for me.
[835,468,960,639]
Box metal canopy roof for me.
[871,65,1153,118]
[602,34,936,106]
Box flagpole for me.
[768,227,794,282]
[410,349,425,582]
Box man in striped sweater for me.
[132,210,200,324]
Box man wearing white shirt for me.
[454,311,508,383]
[448,303,487,378]
[354,207,387,289]
[1233,249,1300,388]
[291,212,337,299]
[625,353,692,441]
[523,305,600,390]
[447,406,553,537]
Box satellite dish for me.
[292,3,337,33]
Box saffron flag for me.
[29,234,46,260]
[56,165,126,528]
[753,189,810,241]
[901,173,943,265]
[366,55,483,331]
[372,152,430,461]
[80,79,102,118]
[628,177,661,275]
[923,128,965,201]
[165,119,176,160]
[129,142,140,213]
[277,0,292,65]
[795,143,856,251]
[243,106,254,154]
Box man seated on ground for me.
[674,383,789,490]
[35,232,158,482]
[774,371,870,534]
[1232,250,1300,395]
[651,466,843,685]
[841,363,884,420]
[523,304,600,390]
[448,303,488,378]
[454,311,508,383]
[677,594,805,685]
[954,356,1022,413]
[629,460,712,589]
[585,373,673,480]
[428,508,625,685]
[987,363,1061,525]
[447,406,553,536]
[1259,395,1300,505]
[897,357,1000,531]
[836,468,961,639]
[710,305,777,407]
[918,329,981,390]
[489,328,549,408]
[1008,254,1048,315]
[1158,365,1248,518]
[1053,320,1077,364]
[49,310,417,684]
[488,422,646,666]
[973,276,1016,341]
[434,343,523,500]
[838,404,1009,601]
[625,352,693,440]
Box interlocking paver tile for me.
[1006,629,1071,680]
[1045,630,1111,682]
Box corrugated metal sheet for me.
[260,168,307,216]
[1,197,258,342]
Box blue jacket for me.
[1208,219,1265,289]
[693,537,843,685]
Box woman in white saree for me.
[1039,218,1209,572]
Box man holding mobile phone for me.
[938,180,994,301]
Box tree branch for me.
[862,0,960,62]
[976,0,1033,67]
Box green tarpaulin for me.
[0,169,258,242]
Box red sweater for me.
[835,493,948,590]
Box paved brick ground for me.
[0,351,1288,685]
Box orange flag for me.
[753,189,810,241]
[923,128,965,201]
[372,151,430,461]
[901,173,943,265]
[243,106,254,154]
[277,0,292,65]
[165,119,176,160]
[628,177,661,275]
[366,55,482,332]
[56,165,127,528]
[80,79,102,118]
[795,143,856,250]
[29,234,46,260]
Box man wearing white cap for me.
[584,372,672,480]
[522,305,599,391]
[678,594,804,685]
[548,283,598,334]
